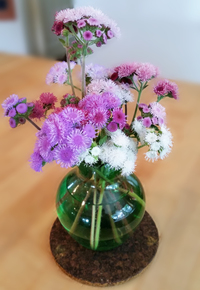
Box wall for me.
[74,0,200,83]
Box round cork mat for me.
[50,211,159,287]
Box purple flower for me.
[107,122,118,132]
[27,102,34,107]
[18,97,26,103]
[19,117,26,124]
[2,94,19,114]
[30,151,44,172]
[112,108,126,128]
[57,74,67,84]
[61,107,84,124]
[102,33,107,44]
[67,129,90,151]
[83,124,96,138]
[107,30,114,39]
[8,108,16,117]
[152,116,158,125]
[37,136,54,162]
[102,92,121,109]
[96,41,102,47]
[77,44,83,48]
[96,30,102,37]
[143,107,150,113]
[143,117,152,128]
[83,31,93,41]
[87,18,100,26]
[9,118,17,128]
[16,103,28,114]
[158,117,164,125]
[77,19,86,28]
[54,145,77,168]
[138,103,148,110]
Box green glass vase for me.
[56,165,145,251]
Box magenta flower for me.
[16,103,28,114]
[52,21,64,36]
[136,63,158,82]
[8,108,16,117]
[29,100,45,120]
[19,117,26,124]
[89,108,108,128]
[54,145,77,168]
[107,122,118,132]
[77,19,86,28]
[77,44,83,48]
[2,94,19,114]
[114,63,138,78]
[67,129,90,151]
[154,80,168,96]
[61,107,84,124]
[83,124,96,138]
[96,30,102,37]
[40,92,57,108]
[87,18,100,26]
[57,74,67,84]
[83,31,93,41]
[107,30,114,39]
[166,81,179,99]
[30,151,44,172]
[143,117,152,127]
[137,116,143,121]
[152,116,158,125]
[138,103,148,110]
[158,117,164,126]
[96,41,102,47]
[112,108,126,128]
[143,107,150,113]
[102,92,121,109]
[9,118,17,128]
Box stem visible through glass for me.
[94,180,105,250]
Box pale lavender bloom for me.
[2,94,19,114]
[86,63,108,80]
[54,145,77,168]
[78,94,105,110]
[67,129,91,151]
[102,33,107,44]
[61,106,84,124]
[143,107,150,113]
[107,121,118,132]
[150,102,166,120]
[87,18,100,26]
[96,30,102,37]
[27,102,34,107]
[9,118,17,128]
[143,117,152,128]
[83,30,93,41]
[107,30,114,38]
[83,124,96,138]
[30,151,44,172]
[114,62,138,78]
[16,103,28,114]
[8,108,16,117]
[152,116,158,125]
[158,118,164,125]
[46,61,75,85]
[57,74,67,84]
[77,19,86,28]
[101,92,121,109]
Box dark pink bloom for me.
[8,108,16,117]
[107,122,118,132]
[143,106,150,113]
[110,72,118,81]
[138,103,148,110]
[51,21,64,36]
[143,117,152,127]
[167,81,179,99]
[19,117,26,124]
[83,31,93,41]
[107,30,114,39]
[154,80,168,96]
[114,63,138,78]
[77,44,83,48]
[112,108,126,128]
[40,92,57,108]
[16,103,28,114]
[29,101,45,120]
[9,118,17,128]
[137,116,143,121]
[96,30,102,37]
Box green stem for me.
[66,82,81,91]
[90,173,97,249]
[69,190,91,234]
[81,45,87,99]
[119,187,146,208]
[138,144,147,149]
[66,48,75,96]
[26,117,41,130]
[94,180,105,250]
[132,83,144,123]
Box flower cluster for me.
[2,6,179,177]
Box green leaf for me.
[99,135,107,146]
[157,95,165,102]
[59,38,66,46]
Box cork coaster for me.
[50,211,159,287]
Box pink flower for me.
[102,33,107,44]
[166,81,179,100]
[154,79,178,99]
[19,117,26,124]
[77,19,86,28]
[89,108,108,128]
[136,63,158,82]
[67,129,91,151]
[107,30,114,39]
[96,41,102,47]
[143,117,152,128]
[112,108,126,128]
[114,63,138,78]
[96,30,102,37]
[29,101,45,120]
[83,31,93,41]
[40,93,57,108]
[9,118,17,128]
[2,94,19,114]
[152,116,158,125]
[83,124,96,138]
[87,18,100,26]
[51,21,64,36]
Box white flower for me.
[159,125,173,149]
[145,151,159,162]
[86,63,108,80]
[150,142,161,151]
[85,155,96,165]
[91,146,101,156]
[145,132,158,145]
[159,147,172,160]
[132,120,147,145]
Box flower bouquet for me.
[2,7,178,252]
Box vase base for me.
[49,211,159,287]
